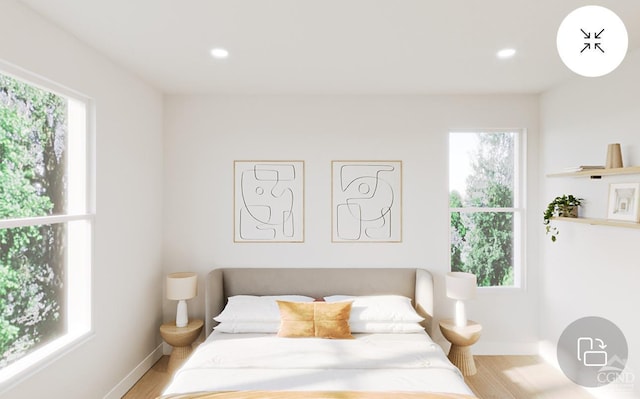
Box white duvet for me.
[163,331,474,396]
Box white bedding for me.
[163,331,474,396]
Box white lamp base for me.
[454,300,467,327]
[176,299,189,327]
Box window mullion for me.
[0,214,94,230]
[449,207,519,212]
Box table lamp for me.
[166,272,198,327]
[446,272,477,327]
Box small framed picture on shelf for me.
[607,183,640,222]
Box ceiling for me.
[18,0,640,95]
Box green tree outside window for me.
[449,132,518,287]
[0,73,67,367]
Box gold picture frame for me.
[331,160,402,242]
[607,182,640,222]
[234,160,305,242]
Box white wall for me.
[163,94,540,354]
[539,49,640,398]
[4,0,637,395]
[0,1,164,398]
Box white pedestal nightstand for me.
[160,319,204,373]
[439,318,482,376]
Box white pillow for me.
[214,321,280,333]
[349,321,425,333]
[324,295,424,323]
[214,295,315,323]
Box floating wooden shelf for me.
[546,166,640,178]
[552,216,640,229]
[546,167,640,230]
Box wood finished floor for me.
[122,355,597,399]
[465,356,595,399]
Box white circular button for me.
[557,6,628,77]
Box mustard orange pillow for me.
[276,301,353,339]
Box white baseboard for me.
[434,338,537,355]
[473,341,538,355]
[538,340,558,366]
[103,344,163,399]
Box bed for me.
[161,268,477,399]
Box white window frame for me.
[0,61,95,391]
[448,128,526,290]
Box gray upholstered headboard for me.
[205,268,434,337]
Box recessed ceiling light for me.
[497,48,516,59]
[210,48,229,59]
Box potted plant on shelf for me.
[543,194,583,242]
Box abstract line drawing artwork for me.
[332,161,402,242]
[234,161,304,242]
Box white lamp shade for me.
[446,272,477,300]
[166,272,198,300]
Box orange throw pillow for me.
[277,301,353,339]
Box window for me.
[449,130,524,288]
[0,68,92,385]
